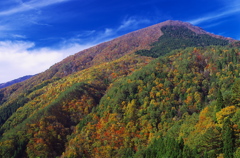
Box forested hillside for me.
[62,46,240,158]
[0,20,239,158]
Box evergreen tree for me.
[217,61,222,70]
[216,90,224,112]
[223,117,234,158]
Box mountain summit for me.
[28,20,234,78]
[0,20,239,158]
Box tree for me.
[222,117,234,158]
[216,90,224,112]
[231,79,240,106]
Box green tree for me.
[216,90,224,112]
[223,117,234,158]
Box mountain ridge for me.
[2,20,234,89]
[1,20,234,90]
[0,75,34,89]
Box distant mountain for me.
[0,75,33,89]
[0,20,239,158]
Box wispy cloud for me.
[0,40,93,83]
[11,34,27,39]
[0,0,70,16]
[90,16,152,42]
[117,17,151,31]
[188,2,240,25]
[0,16,153,83]
[0,0,71,41]
[200,21,227,28]
[76,30,96,38]
[30,21,52,26]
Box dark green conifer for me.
[216,90,224,112]
[223,118,234,158]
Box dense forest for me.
[136,25,229,58]
[0,21,239,158]
[61,46,240,158]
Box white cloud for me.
[76,30,96,37]
[0,16,152,83]
[0,0,70,16]
[90,17,151,43]
[0,40,93,83]
[188,2,240,25]
[12,34,27,39]
[118,17,150,31]
[98,28,114,40]
[0,0,69,33]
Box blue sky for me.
[0,0,239,83]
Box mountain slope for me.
[0,20,163,107]
[0,20,239,158]
[62,46,240,158]
[0,20,232,107]
[0,20,232,91]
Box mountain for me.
[0,75,34,89]
[0,20,232,103]
[0,20,239,158]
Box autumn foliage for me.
[0,21,239,158]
